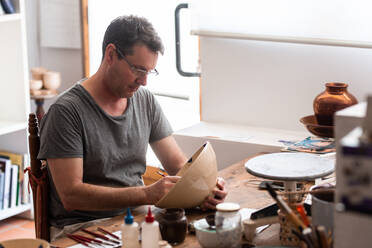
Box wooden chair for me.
[25,113,50,241]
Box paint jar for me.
[156,208,187,245]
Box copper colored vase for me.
[313,82,358,126]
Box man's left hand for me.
[200,177,227,210]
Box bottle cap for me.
[125,207,134,224]
[145,206,155,223]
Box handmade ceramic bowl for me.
[0,238,50,248]
[30,79,43,90]
[194,218,219,248]
[31,67,48,80]
[300,115,334,138]
[155,141,217,208]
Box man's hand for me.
[200,177,228,210]
[144,176,181,204]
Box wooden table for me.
[52,157,282,247]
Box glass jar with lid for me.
[215,202,242,248]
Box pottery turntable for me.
[245,152,335,245]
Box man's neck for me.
[81,74,128,117]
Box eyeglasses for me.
[114,44,159,77]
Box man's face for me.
[106,44,158,98]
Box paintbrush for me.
[97,227,120,240]
[81,228,120,244]
[157,170,166,177]
[264,182,307,230]
[66,234,93,247]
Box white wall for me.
[25,1,83,113]
[200,37,372,131]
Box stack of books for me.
[0,150,31,210]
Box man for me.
[38,15,227,238]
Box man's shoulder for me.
[54,84,85,107]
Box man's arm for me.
[150,135,187,175]
[48,157,179,211]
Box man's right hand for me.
[144,176,180,204]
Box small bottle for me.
[142,206,159,248]
[122,208,140,248]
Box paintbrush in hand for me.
[264,182,307,230]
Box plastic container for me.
[122,208,140,248]
[141,206,159,248]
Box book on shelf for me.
[0,157,11,209]
[0,0,15,14]
[0,151,30,206]
[0,172,4,208]
[9,164,18,208]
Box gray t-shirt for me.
[38,83,173,228]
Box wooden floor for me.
[0,217,35,241]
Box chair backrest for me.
[27,113,50,241]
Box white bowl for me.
[43,71,61,90]
[0,238,50,248]
[194,219,219,248]
[30,79,43,90]
[155,141,218,208]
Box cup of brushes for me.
[264,182,332,248]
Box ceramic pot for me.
[313,82,358,126]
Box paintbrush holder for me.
[278,208,304,247]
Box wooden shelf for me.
[0,13,21,23]
[0,121,27,136]
[0,203,32,221]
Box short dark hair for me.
[102,15,164,60]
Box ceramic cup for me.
[30,79,43,90]
[311,189,334,234]
[43,71,61,90]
